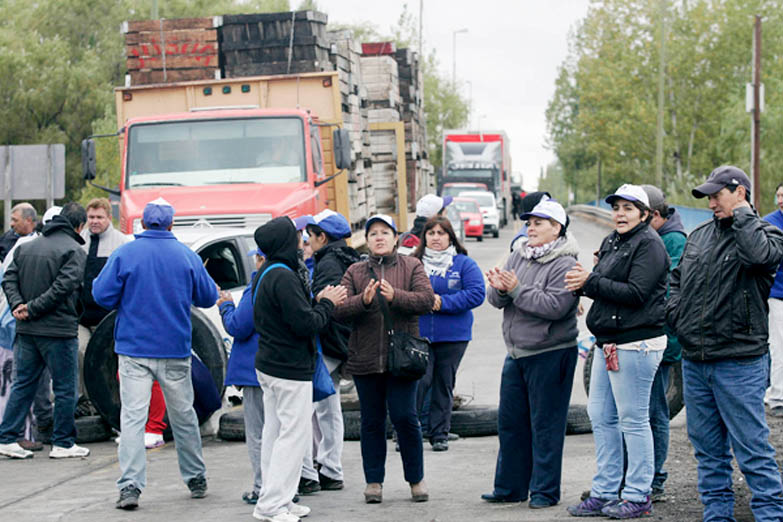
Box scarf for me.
[523,236,563,260]
[422,245,457,278]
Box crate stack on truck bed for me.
[393,47,433,210]
[124,17,221,86]
[327,30,376,227]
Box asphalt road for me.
[0,216,650,522]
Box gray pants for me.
[302,365,344,481]
[243,385,265,495]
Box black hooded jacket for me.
[312,239,361,361]
[2,215,87,338]
[253,217,335,381]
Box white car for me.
[458,191,500,238]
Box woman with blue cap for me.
[564,184,669,519]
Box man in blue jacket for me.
[92,198,218,511]
[763,182,783,417]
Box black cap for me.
[692,166,751,198]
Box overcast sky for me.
[322,0,591,190]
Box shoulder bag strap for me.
[253,262,293,305]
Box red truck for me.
[441,130,512,228]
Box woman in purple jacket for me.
[412,216,485,451]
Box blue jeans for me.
[12,341,53,434]
[117,355,205,491]
[493,348,577,504]
[0,334,77,448]
[353,372,423,484]
[588,347,662,503]
[683,354,783,522]
[649,363,670,492]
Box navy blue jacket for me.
[418,254,485,343]
[763,209,783,299]
[93,229,218,359]
[221,271,260,387]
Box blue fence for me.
[581,200,712,233]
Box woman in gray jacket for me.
[482,199,580,509]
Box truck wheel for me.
[84,308,228,432]
[218,407,246,441]
[583,345,683,420]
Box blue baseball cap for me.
[247,248,265,257]
[310,209,352,239]
[293,215,315,231]
[365,214,397,234]
[142,197,175,229]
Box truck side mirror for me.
[81,139,97,181]
[332,129,351,171]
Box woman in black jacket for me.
[564,185,669,519]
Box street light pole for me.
[452,28,468,85]
[465,80,473,127]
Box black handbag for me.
[369,266,430,380]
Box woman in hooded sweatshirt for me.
[412,215,485,451]
[482,199,580,509]
[251,217,346,522]
[565,184,669,519]
[334,214,435,505]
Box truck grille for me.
[172,213,273,229]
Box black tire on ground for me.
[342,409,393,441]
[477,236,483,242]
[75,415,112,443]
[449,404,498,437]
[218,407,245,441]
[566,404,592,434]
[84,308,228,433]
[582,344,684,420]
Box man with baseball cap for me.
[667,166,783,520]
[93,197,219,510]
[399,194,453,255]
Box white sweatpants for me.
[254,371,312,518]
[766,298,783,408]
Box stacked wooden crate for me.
[393,48,434,207]
[327,30,375,226]
[361,44,403,216]
[123,17,221,86]
[219,11,334,77]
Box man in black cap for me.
[667,165,783,521]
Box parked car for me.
[441,182,488,199]
[459,191,500,238]
[445,204,467,244]
[452,197,484,241]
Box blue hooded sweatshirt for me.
[418,254,485,343]
[92,229,218,359]
[764,209,783,299]
[221,271,260,387]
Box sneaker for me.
[770,405,783,417]
[144,432,165,449]
[188,476,208,499]
[49,444,90,459]
[16,438,43,452]
[116,485,141,510]
[242,491,259,504]
[650,488,666,503]
[447,432,460,441]
[601,498,653,519]
[289,504,311,518]
[431,440,448,452]
[253,511,300,522]
[529,495,557,509]
[567,496,616,517]
[0,442,33,459]
[297,478,320,495]
[317,472,344,491]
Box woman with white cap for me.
[482,198,580,509]
[564,184,669,519]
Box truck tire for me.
[75,415,112,443]
[84,308,227,432]
[582,345,684,420]
[218,407,245,441]
[565,404,592,434]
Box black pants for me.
[493,347,577,503]
[416,341,468,443]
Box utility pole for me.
[655,0,667,187]
[751,15,762,209]
[596,158,602,207]
[152,0,159,19]
[418,0,423,60]
[452,28,468,85]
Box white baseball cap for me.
[520,199,567,226]
[415,194,453,218]
[605,184,650,207]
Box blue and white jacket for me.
[418,254,485,343]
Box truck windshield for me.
[126,117,306,188]
[446,169,494,179]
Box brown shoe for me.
[364,483,382,504]
[411,480,429,502]
[17,439,43,452]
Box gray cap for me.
[692,165,751,198]
[641,185,665,211]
